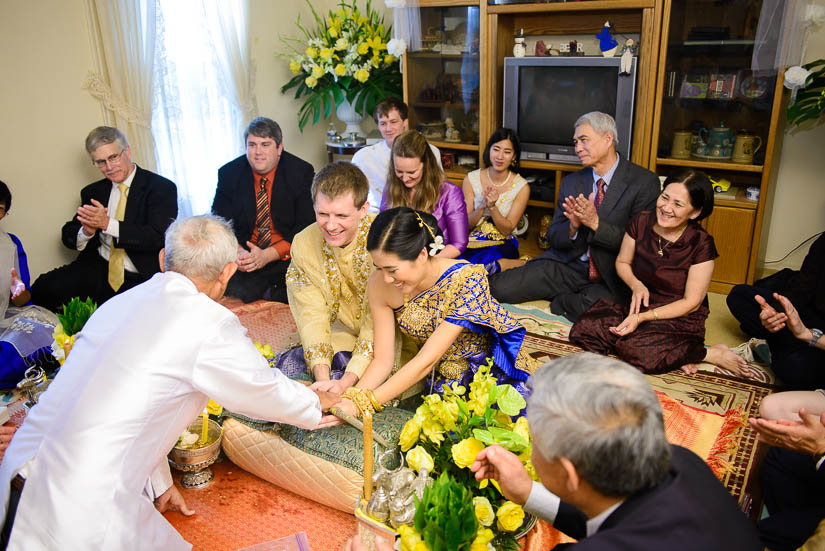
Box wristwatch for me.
[810,328,824,347]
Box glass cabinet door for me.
[406,5,480,150]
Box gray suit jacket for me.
[540,156,660,304]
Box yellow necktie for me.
[107,184,129,291]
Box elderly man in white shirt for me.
[351,97,442,214]
[0,215,336,551]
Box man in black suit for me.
[31,127,177,312]
[212,117,315,303]
[488,112,660,321]
[471,353,762,551]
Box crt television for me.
[503,56,638,164]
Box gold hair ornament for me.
[414,211,445,256]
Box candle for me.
[362,411,374,502]
[200,409,209,446]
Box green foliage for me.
[414,473,478,551]
[787,59,825,127]
[57,297,98,336]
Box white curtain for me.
[152,0,251,217]
[392,1,422,52]
[83,0,159,170]
[752,0,825,70]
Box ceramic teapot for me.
[696,123,734,158]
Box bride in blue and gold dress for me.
[319,207,537,425]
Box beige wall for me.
[0,0,104,279]
[761,20,825,271]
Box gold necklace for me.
[657,235,672,256]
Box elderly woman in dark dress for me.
[570,168,752,375]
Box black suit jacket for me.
[211,151,315,248]
[552,446,762,550]
[61,165,178,280]
[539,156,659,303]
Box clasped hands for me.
[308,367,358,429]
[562,193,599,233]
[483,186,501,209]
[236,242,276,272]
[76,199,110,236]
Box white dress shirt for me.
[0,271,321,550]
[352,141,443,214]
[76,164,138,273]
[524,481,624,537]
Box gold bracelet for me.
[364,389,384,412]
[343,388,374,418]
[652,309,659,321]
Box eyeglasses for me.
[92,149,126,168]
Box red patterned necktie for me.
[588,178,606,282]
[255,177,271,249]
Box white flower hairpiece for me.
[429,235,445,256]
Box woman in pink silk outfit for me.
[380,130,468,258]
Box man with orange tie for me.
[212,117,315,303]
[31,126,178,312]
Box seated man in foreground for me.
[471,352,762,550]
[212,117,315,303]
[32,126,177,311]
[282,161,374,391]
[0,215,334,550]
[487,112,659,321]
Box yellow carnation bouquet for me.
[398,360,537,550]
[280,0,402,131]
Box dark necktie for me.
[588,178,606,282]
[255,177,271,249]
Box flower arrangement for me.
[50,297,98,364]
[280,0,402,132]
[397,360,536,550]
[785,59,825,127]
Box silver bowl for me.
[168,419,223,489]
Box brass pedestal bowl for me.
[168,419,223,489]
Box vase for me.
[336,99,367,137]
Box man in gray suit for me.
[489,112,660,321]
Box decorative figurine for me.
[596,21,618,57]
[513,28,526,58]
[444,117,461,142]
[620,38,637,74]
[535,40,550,57]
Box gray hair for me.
[85,126,129,156]
[574,112,619,149]
[163,215,238,281]
[244,117,283,146]
[527,353,670,497]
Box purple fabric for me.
[380,181,469,253]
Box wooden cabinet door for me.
[701,206,756,285]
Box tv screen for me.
[518,66,618,147]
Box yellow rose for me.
[305,76,318,88]
[334,38,349,51]
[398,525,422,551]
[354,68,370,83]
[311,65,324,79]
[305,47,317,59]
[406,445,434,473]
[470,545,487,551]
[289,60,302,74]
[399,418,421,451]
[384,54,396,64]
[334,63,347,76]
[421,418,445,445]
[452,437,485,469]
[320,48,334,62]
[206,400,223,416]
[496,501,526,532]
[513,416,530,442]
[473,527,495,545]
[472,496,495,527]
[357,42,370,55]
